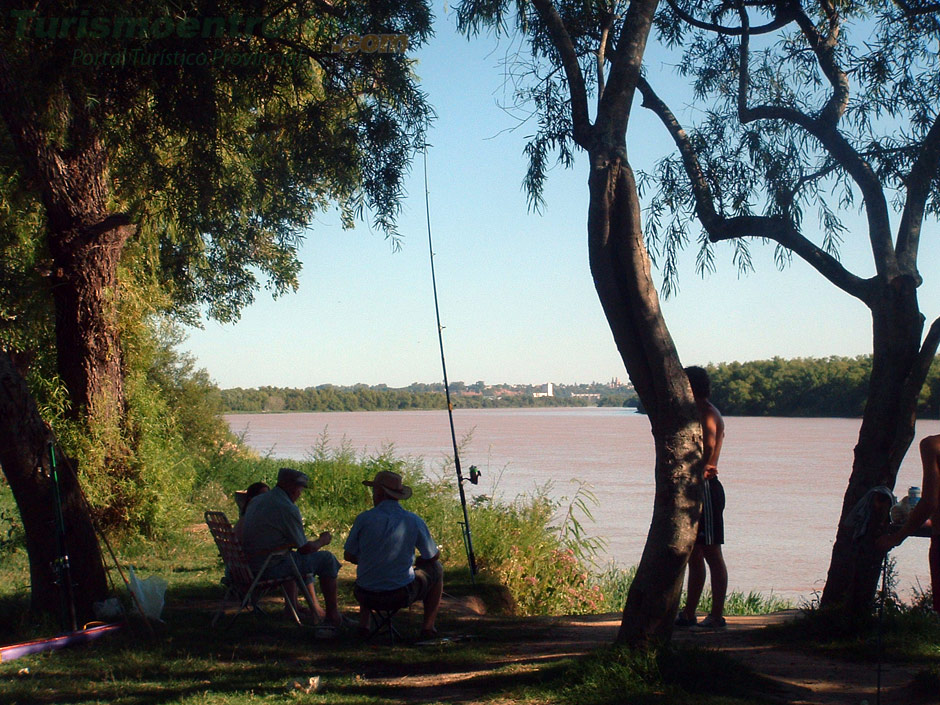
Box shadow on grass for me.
[761,603,940,663]
[1,571,783,705]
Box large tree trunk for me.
[589,155,702,646]
[0,351,108,625]
[822,277,937,610]
[47,215,133,427]
[0,50,131,430]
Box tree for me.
[458,0,703,645]
[636,0,940,612]
[0,351,107,624]
[0,0,433,620]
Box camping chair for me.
[204,510,316,629]
[353,584,410,644]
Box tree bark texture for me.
[550,0,701,646]
[0,50,132,429]
[47,215,133,428]
[0,351,108,624]
[588,155,702,646]
[821,278,936,610]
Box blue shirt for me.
[240,486,307,572]
[344,500,438,591]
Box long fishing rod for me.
[423,147,479,581]
[47,430,155,636]
[49,441,78,633]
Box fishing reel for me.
[467,465,480,485]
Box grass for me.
[13,443,935,704]
[0,539,781,705]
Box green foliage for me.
[34,311,239,538]
[767,559,938,660]
[641,1,940,291]
[0,505,23,556]
[2,0,435,324]
[702,589,793,617]
[692,355,939,418]
[706,356,873,417]
[219,384,599,412]
[197,440,634,617]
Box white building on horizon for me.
[532,382,554,398]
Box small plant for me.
[0,508,22,555]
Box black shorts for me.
[696,477,725,545]
[354,560,443,610]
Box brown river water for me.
[226,408,935,603]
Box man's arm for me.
[297,531,332,554]
[343,551,358,564]
[877,435,940,551]
[414,515,440,563]
[702,403,724,479]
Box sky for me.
[179,6,940,390]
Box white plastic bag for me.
[127,566,167,621]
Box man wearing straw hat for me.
[344,470,444,638]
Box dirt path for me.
[366,606,930,705]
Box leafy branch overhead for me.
[1,0,433,326]
[642,0,940,303]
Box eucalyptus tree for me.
[458,0,704,645]
[637,0,940,612]
[0,0,432,620]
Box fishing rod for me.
[47,430,156,636]
[49,441,78,633]
[423,147,479,581]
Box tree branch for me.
[789,0,849,125]
[596,8,615,109]
[710,215,873,301]
[663,0,796,36]
[637,77,721,231]
[896,110,940,276]
[735,66,897,278]
[596,0,659,143]
[638,75,871,302]
[892,0,940,16]
[906,314,940,411]
[530,0,592,147]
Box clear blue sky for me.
[179,7,940,389]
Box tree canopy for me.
[1,0,433,327]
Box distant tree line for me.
[219,384,624,413]
[221,356,940,417]
[701,356,940,418]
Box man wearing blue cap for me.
[242,467,343,626]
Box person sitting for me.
[240,467,343,627]
[877,434,940,614]
[234,481,269,544]
[344,470,443,638]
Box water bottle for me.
[908,486,921,508]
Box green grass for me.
[0,545,780,705]
[0,443,851,705]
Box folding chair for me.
[204,510,315,629]
[353,584,410,644]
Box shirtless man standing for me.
[676,365,729,630]
[876,434,940,614]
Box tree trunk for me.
[0,351,108,626]
[0,50,132,431]
[588,154,702,646]
[47,215,133,428]
[821,276,935,610]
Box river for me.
[225,407,935,604]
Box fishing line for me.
[423,146,479,581]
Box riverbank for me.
[225,409,936,604]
